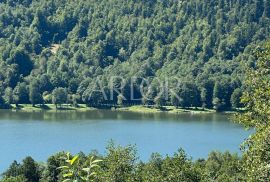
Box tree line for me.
[0,143,245,182]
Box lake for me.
[0,110,251,172]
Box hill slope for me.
[0,0,270,109]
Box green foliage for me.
[230,88,243,109]
[200,88,207,109]
[21,157,41,182]
[199,151,244,182]
[0,95,4,106]
[2,157,41,182]
[264,0,270,18]
[141,149,201,182]
[57,153,80,181]
[3,87,13,105]
[100,142,137,181]
[56,152,102,182]
[2,161,22,178]
[0,0,269,110]
[0,175,27,182]
[80,156,102,181]
[235,42,270,181]
[13,83,29,105]
[52,88,68,108]
[170,90,183,108]
[154,95,166,108]
[29,79,43,106]
[212,98,225,112]
[44,154,62,182]
[7,48,33,77]
[180,82,201,108]
[2,144,245,182]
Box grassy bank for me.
[4,104,235,114]
[8,104,96,112]
[116,105,216,114]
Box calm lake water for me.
[0,110,251,172]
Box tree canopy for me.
[0,0,270,110]
[0,144,245,182]
[235,42,270,181]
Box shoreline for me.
[0,104,237,114]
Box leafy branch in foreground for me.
[235,42,270,181]
[81,156,102,181]
[58,152,102,182]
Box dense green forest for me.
[0,144,244,182]
[0,0,270,110]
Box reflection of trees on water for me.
[0,110,228,124]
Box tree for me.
[8,48,33,76]
[21,157,41,182]
[213,82,223,101]
[200,88,207,109]
[170,91,183,108]
[68,78,79,94]
[13,83,29,104]
[254,0,264,21]
[212,97,225,112]
[264,0,270,18]
[12,89,19,107]
[218,0,224,9]
[146,149,200,182]
[2,158,40,182]
[213,80,232,110]
[39,74,53,93]
[117,94,124,106]
[180,82,201,108]
[101,142,137,181]
[52,87,68,108]
[0,96,6,108]
[2,161,22,178]
[3,87,13,106]
[29,79,42,106]
[82,82,107,107]
[154,94,166,108]
[44,155,61,182]
[0,176,27,182]
[201,151,243,181]
[235,43,270,181]
[70,94,80,107]
[42,91,52,104]
[141,88,155,106]
[230,88,243,109]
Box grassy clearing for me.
[9,104,96,112]
[117,105,216,114]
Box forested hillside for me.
[0,0,270,109]
[2,40,270,182]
